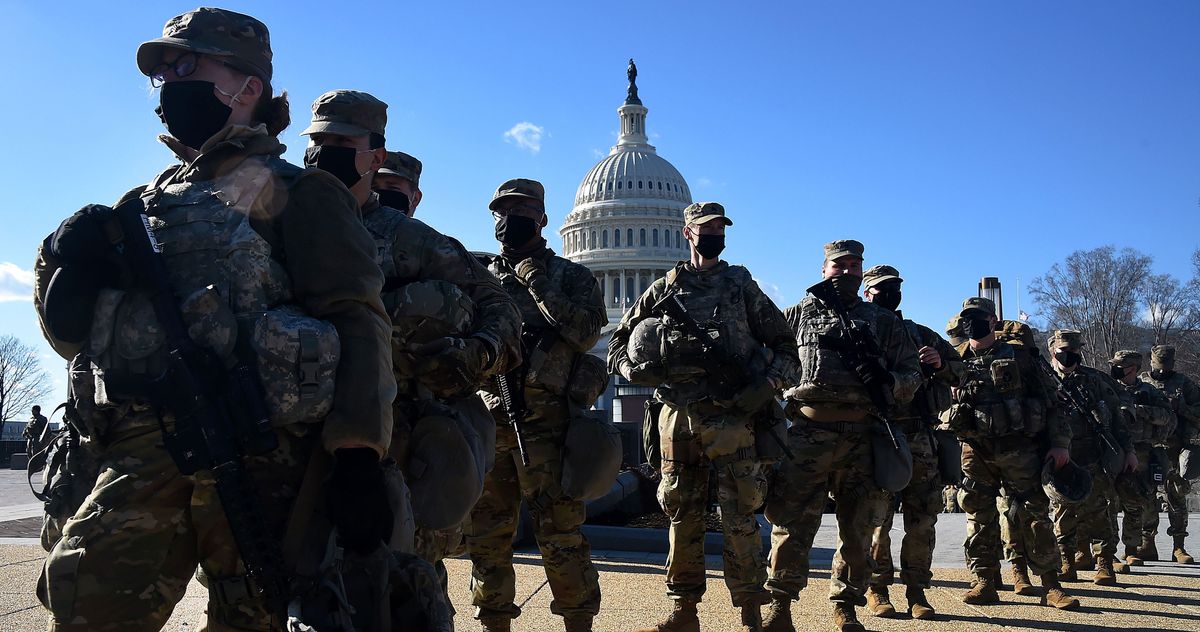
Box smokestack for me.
[979,277,1003,320]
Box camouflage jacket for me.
[893,315,964,426]
[479,244,607,401]
[609,260,797,407]
[954,340,1070,448]
[361,194,520,391]
[1114,378,1176,448]
[1139,369,1200,445]
[1056,364,1133,458]
[783,294,921,411]
[34,125,395,455]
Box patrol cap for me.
[488,178,545,210]
[959,296,997,318]
[137,8,273,81]
[1047,330,1085,351]
[683,202,733,227]
[1151,345,1175,370]
[863,264,903,289]
[945,315,965,337]
[378,151,422,187]
[300,90,387,138]
[824,239,864,261]
[1111,350,1143,366]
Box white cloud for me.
[0,262,34,302]
[754,277,786,304]
[591,148,606,158]
[695,177,713,188]
[503,121,545,154]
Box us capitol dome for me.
[559,60,692,324]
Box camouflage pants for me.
[1113,446,1155,551]
[943,486,960,513]
[1052,461,1117,559]
[765,422,885,605]
[415,525,462,616]
[466,397,600,620]
[656,400,767,607]
[869,429,941,588]
[958,440,1059,577]
[37,423,314,632]
[1144,445,1192,539]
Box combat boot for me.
[1173,536,1195,564]
[739,603,763,632]
[1093,555,1118,586]
[905,585,935,620]
[1039,573,1080,610]
[1010,560,1037,596]
[831,603,865,632]
[1136,538,1159,561]
[632,599,700,632]
[866,585,897,618]
[1124,546,1144,567]
[962,573,999,605]
[1074,548,1095,571]
[1056,555,1078,582]
[991,566,1008,592]
[761,597,794,632]
[564,615,593,632]
[480,616,512,632]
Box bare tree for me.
[1028,246,1151,367]
[1142,273,1200,345]
[0,335,52,436]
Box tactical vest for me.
[1058,369,1113,461]
[1122,381,1176,446]
[952,341,1044,439]
[84,157,340,432]
[896,319,944,424]
[790,297,876,407]
[1141,371,1200,445]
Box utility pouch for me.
[251,306,340,426]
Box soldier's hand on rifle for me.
[1045,447,1070,470]
[733,377,779,414]
[621,358,666,386]
[1123,450,1139,474]
[411,337,488,394]
[513,257,547,286]
[855,359,895,392]
[328,447,394,555]
[918,346,942,370]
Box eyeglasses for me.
[491,206,543,221]
[150,52,240,88]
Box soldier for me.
[1108,350,1176,568]
[24,405,49,456]
[467,178,607,632]
[944,485,961,513]
[948,299,1079,609]
[1139,345,1200,564]
[301,90,522,608]
[763,241,921,632]
[612,202,797,632]
[31,8,397,630]
[1046,331,1136,586]
[373,151,423,217]
[860,265,964,621]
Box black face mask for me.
[872,289,902,312]
[376,190,410,213]
[829,274,862,303]
[495,214,540,247]
[961,316,992,340]
[1110,365,1128,380]
[692,234,725,259]
[1055,350,1082,368]
[158,81,233,150]
[1150,368,1171,380]
[304,145,365,189]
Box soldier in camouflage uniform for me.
[763,241,921,632]
[860,265,964,621]
[948,299,1079,610]
[612,202,797,632]
[1107,350,1176,568]
[373,151,423,217]
[1139,345,1200,564]
[301,90,522,612]
[1046,331,1136,586]
[944,485,960,512]
[32,9,397,630]
[467,178,607,632]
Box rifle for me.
[1032,350,1122,463]
[493,371,530,467]
[806,278,902,451]
[108,198,289,619]
[652,292,794,460]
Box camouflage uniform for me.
[610,203,797,612]
[1108,351,1175,556]
[950,300,1068,583]
[32,9,395,631]
[25,409,49,455]
[467,179,607,624]
[373,151,423,217]
[944,486,960,513]
[1140,345,1200,555]
[766,243,922,609]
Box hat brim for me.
[690,214,733,226]
[959,307,993,318]
[137,38,257,77]
[377,168,418,183]
[864,274,903,289]
[488,192,542,211]
[826,250,863,262]
[299,121,373,137]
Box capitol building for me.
[559,61,692,430]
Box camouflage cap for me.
[489,178,545,210]
[300,90,388,138]
[1151,345,1176,370]
[378,151,422,187]
[863,264,903,289]
[1047,329,1085,351]
[824,239,864,261]
[1111,350,1143,366]
[137,8,273,80]
[683,202,733,227]
[959,296,996,318]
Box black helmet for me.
[1042,459,1092,505]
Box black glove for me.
[1135,390,1151,406]
[51,204,116,263]
[855,360,895,390]
[327,448,393,555]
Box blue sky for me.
[1,1,1198,412]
